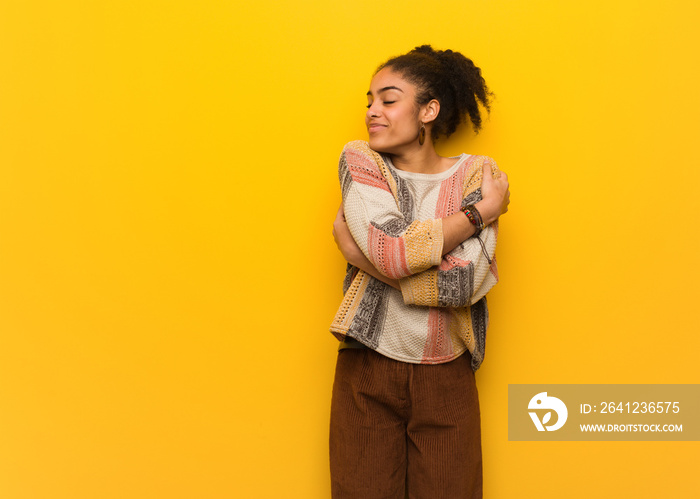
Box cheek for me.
[397,110,417,131]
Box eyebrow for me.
[366,86,404,96]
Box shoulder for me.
[341,140,370,154]
[339,140,387,173]
[480,155,498,167]
[477,156,500,177]
[459,155,499,193]
[462,153,497,164]
[460,154,499,175]
[338,141,394,192]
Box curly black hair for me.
[377,45,492,140]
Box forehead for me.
[368,67,416,96]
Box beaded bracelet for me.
[462,204,485,233]
[461,204,493,264]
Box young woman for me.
[329,45,510,499]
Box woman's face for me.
[365,67,422,154]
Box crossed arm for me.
[333,145,510,304]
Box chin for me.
[367,137,393,154]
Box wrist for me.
[474,199,498,226]
[461,204,484,235]
[345,245,365,268]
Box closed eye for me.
[366,100,395,109]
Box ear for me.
[420,99,440,125]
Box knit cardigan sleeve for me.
[339,141,445,279]
[398,155,500,307]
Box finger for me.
[481,164,495,186]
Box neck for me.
[389,143,447,174]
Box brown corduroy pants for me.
[329,348,483,499]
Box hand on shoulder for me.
[478,159,510,225]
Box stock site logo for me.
[528,392,568,431]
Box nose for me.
[366,101,380,119]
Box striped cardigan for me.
[330,140,500,370]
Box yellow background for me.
[1,0,699,497]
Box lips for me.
[367,123,387,133]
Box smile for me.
[368,124,387,133]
